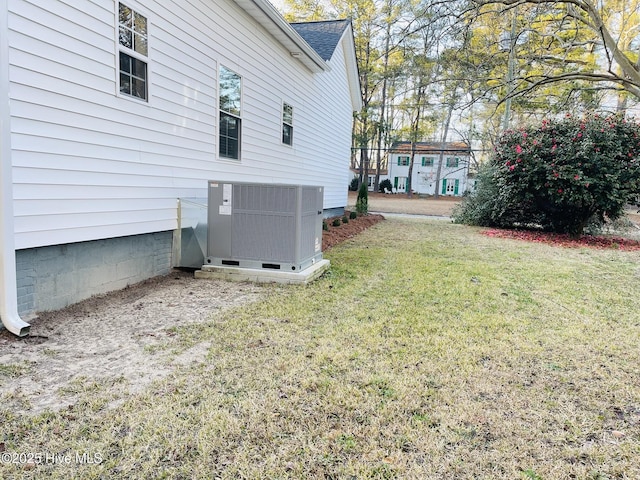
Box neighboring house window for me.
[394,176,407,191]
[282,103,293,145]
[442,178,460,195]
[446,157,459,168]
[397,156,410,166]
[118,3,148,101]
[219,66,242,160]
[421,156,434,167]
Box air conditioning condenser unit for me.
[206,181,324,272]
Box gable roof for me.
[391,141,471,154]
[290,20,351,61]
[292,19,362,112]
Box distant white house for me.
[387,142,472,196]
[0,0,361,335]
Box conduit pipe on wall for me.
[0,0,30,336]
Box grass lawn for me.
[2,218,640,479]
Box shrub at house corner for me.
[356,180,369,214]
[454,114,640,236]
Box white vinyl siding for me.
[8,0,355,249]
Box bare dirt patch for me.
[0,272,264,414]
[347,190,460,216]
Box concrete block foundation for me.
[15,231,173,317]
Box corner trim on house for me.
[0,0,30,336]
[340,22,363,112]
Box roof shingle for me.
[290,19,351,61]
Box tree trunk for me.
[407,141,416,198]
[434,103,454,199]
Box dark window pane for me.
[119,72,131,95]
[132,77,147,100]
[119,52,147,100]
[224,115,239,138]
[131,57,146,78]
[219,135,238,159]
[219,112,240,159]
[282,124,292,145]
[119,51,131,73]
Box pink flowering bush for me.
[454,113,640,236]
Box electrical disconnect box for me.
[206,181,324,271]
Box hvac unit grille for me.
[206,182,324,271]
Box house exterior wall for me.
[8,0,354,252]
[4,0,357,317]
[15,231,172,315]
[387,152,471,196]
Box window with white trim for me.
[421,156,434,167]
[118,3,148,101]
[446,157,459,168]
[219,66,242,160]
[397,156,410,166]
[282,103,293,145]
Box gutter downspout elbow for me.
[0,254,30,337]
[1,0,30,336]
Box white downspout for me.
[0,0,30,336]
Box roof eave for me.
[232,0,329,73]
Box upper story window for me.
[118,3,148,101]
[397,156,410,166]
[282,103,293,146]
[421,156,434,167]
[446,157,460,168]
[219,66,242,160]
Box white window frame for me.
[422,156,435,167]
[218,65,242,161]
[282,102,293,146]
[116,1,150,102]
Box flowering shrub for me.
[454,113,640,235]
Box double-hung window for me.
[118,3,148,101]
[421,156,434,167]
[397,156,410,166]
[219,66,242,160]
[446,157,459,168]
[282,103,293,145]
